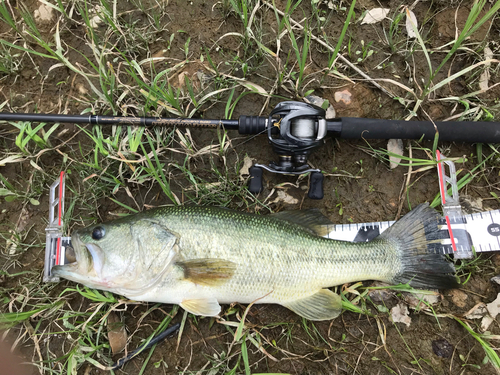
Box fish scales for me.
[52,204,458,321]
[152,207,394,301]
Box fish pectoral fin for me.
[283,289,342,321]
[177,258,236,287]
[180,297,221,317]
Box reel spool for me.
[248,101,328,199]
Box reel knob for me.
[248,166,263,194]
[308,172,324,200]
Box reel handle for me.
[308,172,324,200]
[248,166,263,194]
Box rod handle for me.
[340,117,500,143]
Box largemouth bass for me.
[52,204,457,321]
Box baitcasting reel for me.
[244,101,328,199]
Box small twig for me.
[176,310,189,352]
[376,317,402,374]
[396,141,413,220]
[24,321,43,375]
[180,338,194,375]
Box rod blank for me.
[2,110,500,143]
[0,112,240,129]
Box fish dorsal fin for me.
[177,258,236,287]
[180,297,221,316]
[283,289,342,321]
[271,209,333,237]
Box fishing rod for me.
[2,101,498,199]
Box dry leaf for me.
[405,9,418,38]
[486,293,500,318]
[30,160,43,172]
[464,302,487,320]
[334,90,352,105]
[89,6,104,29]
[387,139,403,169]
[479,46,493,91]
[238,80,267,95]
[460,195,483,213]
[107,312,127,355]
[34,3,53,23]
[481,315,494,332]
[484,45,494,61]
[90,15,102,28]
[480,292,500,332]
[491,275,500,285]
[367,282,393,304]
[239,155,253,181]
[448,289,468,308]
[391,303,411,327]
[361,8,390,24]
[0,154,25,166]
[270,190,299,205]
[404,291,440,310]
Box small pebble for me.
[367,289,393,304]
[34,3,53,23]
[334,89,352,105]
[491,276,500,285]
[447,289,468,308]
[432,339,453,358]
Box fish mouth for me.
[51,234,97,281]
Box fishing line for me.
[109,322,181,371]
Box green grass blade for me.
[454,317,500,371]
[328,0,356,69]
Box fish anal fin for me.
[180,297,221,316]
[283,289,342,321]
[271,209,333,237]
[177,258,236,287]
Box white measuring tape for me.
[326,151,499,258]
[326,211,500,256]
[44,155,500,281]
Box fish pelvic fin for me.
[177,258,236,287]
[379,203,459,289]
[180,297,221,316]
[282,289,342,321]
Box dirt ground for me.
[1,0,500,374]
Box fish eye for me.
[91,226,105,240]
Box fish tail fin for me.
[379,203,459,289]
